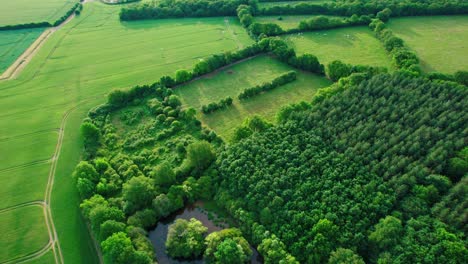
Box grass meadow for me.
[387,15,468,73]
[0,1,252,263]
[254,15,343,30]
[0,28,44,74]
[0,0,78,26]
[175,55,331,139]
[283,26,392,68]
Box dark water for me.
[148,201,262,263]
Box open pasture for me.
[283,26,392,67]
[0,1,252,263]
[255,15,343,30]
[0,28,44,74]
[387,15,468,73]
[0,0,78,26]
[174,55,331,139]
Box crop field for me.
[387,15,468,73]
[259,0,331,8]
[0,0,78,26]
[0,28,44,74]
[174,55,331,139]
[0,205,49,261]
[283,26,392,67]
[0,1,252,263]
[255,15,343,30]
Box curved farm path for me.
[0,11,76,81]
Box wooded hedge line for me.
[201,97,233,114]
[238,71,297,99]
[0,3,81,30]
[120,0,249,20]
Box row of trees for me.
[0,3,81,30]
[120,0,248,20]
[238,71,297,99]
[214,73,467,262]
[258,0,468,17]
[369,17,420,75]
[201,97,233,114]
[326,60,388,82]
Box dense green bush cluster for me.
[120,0,248,20]
[215,74,467,263]
[201,97,233,114]
[258,0,468,17]
[369,18,420,74]
[238,71,296,100]
[76,84,224,263]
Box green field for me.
[283,26,392,67]
[255,15,343,30]
[0,28,44,74]
[0,0,78,26]
[0,1,252,263]
[174,55,331,139]
[259,0,331,8]
[0,205,49,262]
[387,15,468,73]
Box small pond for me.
[148,201,262,263]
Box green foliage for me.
[238,71,297,99]
[201,97,233,114]
[175,69,192,84]
[186,141,216,171]
[122,176,155,214]
[328,248,364,264]
[433,176,468,233]
[81,122,100,148]
[216,74,467,262]
[376,8,392,22]
[454,70,468,86]
[327,60,352,81]
[204,228,252,263]
[166,218,208,258]
[101,232,135,263]
[151,162,176,188]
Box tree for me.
[77,177,95,199]
[186,141,215,171]
[214,238,250,264]
[81,122,100,147]
[101,232,135,264]
[175,69,192,83]
[327,60,352,81]
[167,94,182,108]
[376,8,392,22]
[454,71,468,86]
[99,220,126,242]
[328,248,364,264]
[108,89,127,106]
[151,161,176,187]
[74,161,99,182]
[166,218,208,258]
[122,176,155,214]
[369,216,403,252]
[205,228,252,263]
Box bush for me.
[201,97,233,114]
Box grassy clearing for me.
[0,28,44,74]
[0,1,252,262]
[0,0,78,26]
[174,55,331,139]
[387,15,468,73]
[0,206,49,262]
[283,26,392,68]
[255,15,343,30]
[259,0,331,8]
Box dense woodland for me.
[215,74,467,263]
[72,0,468,263]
